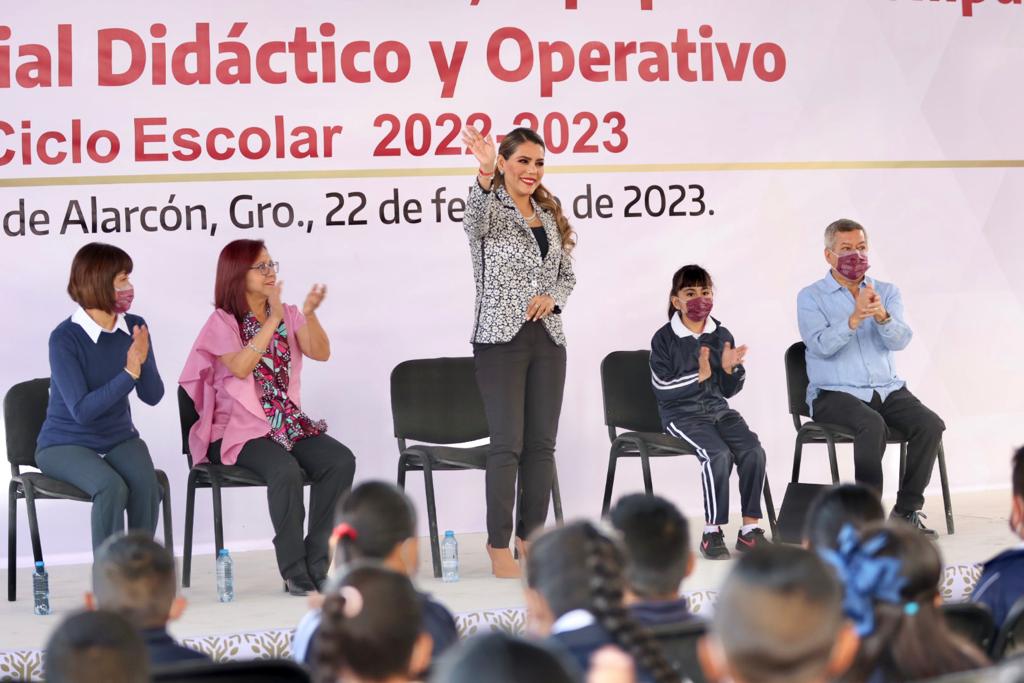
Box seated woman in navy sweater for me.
[35,242,164,552]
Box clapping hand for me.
[697,346,712,383]
[722,341,748,375]
[268,281,285,323]
[851,285,885,328]
[303,284,327,317]
[126,324,149,376]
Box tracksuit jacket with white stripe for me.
[649,314,767,526]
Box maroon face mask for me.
[834,251,869,281]
[684,296,714,322]
[113,287,135,314]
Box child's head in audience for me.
[430,632,577,683]
[86,532,184,630]
[525,520,677,683]
[609,493,693,602]
[803,484,884,551]
[44,610,149,683]
[331,481,418,577]
[700,545,857,683]
[315,564,431,683]
[1007,446,1024,539]
[824,521,988,682]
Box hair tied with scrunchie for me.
[818,524,907,637]
[339,585,363,618]
[332,522,358,541]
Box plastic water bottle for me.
[216,549,234,603]
[441,530,459,583]
[32,561,51,615]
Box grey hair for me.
[824,219,868,251]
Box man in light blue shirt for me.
[797,219,945,536]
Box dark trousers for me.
[812,386,944,512]
[35,437,160,551]
[474,321,567,547]
[208,434,355,581]
[667,409,766,526]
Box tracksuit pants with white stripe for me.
[666,407,766,526]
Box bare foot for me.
[486,545,522,579]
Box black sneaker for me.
[736,527,769,553]
[889,508,938,539]
[700,529,731,560]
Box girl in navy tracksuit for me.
[649,265,768,560]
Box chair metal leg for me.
[763,476,778,540]
[210,479,225,554]
[791,436,805,483]
[826,438,840,484]
[937,440,954,535]
[22,482,43,565]
[899,442,908,482]
[639,443,654,495]
[156,471,174,553]
[551,463,564,524]
[421,459,442,579]
[396,453,408,489]
[8,481,17,602]
[601,447,619,516]
[182,471,198,588]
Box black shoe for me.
[889,508,938,538]
[700,529,730,560]
[735,527,769,553]
[285,576,317,596]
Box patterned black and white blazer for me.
[463,181,576,346]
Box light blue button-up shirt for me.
[796,271,913,414]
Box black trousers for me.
[812,386,944,512]
[208,434,355,581]
[474,321,567,547]
[667,409,766,526]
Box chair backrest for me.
[942,602,996,656]
[390,357,489,444]
[600,350,664,434]
[992,593,1024,659]
[177,386,200,469]
[3,378,50,469]
[648,619,709,683]
[152,658,310,682]
[784,341,811,421]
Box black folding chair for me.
[648,618,709,683]
[599,350,777,536]
[390,357,563,578]
[5,378,173,601]
[177,386,309,589]
[942,602,996,656]
[784,341,954,534]
[991,594,1024,660]
[152,658,310,682]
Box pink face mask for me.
[113,286,134,314]
[685,296,714,322]
[834,251,870,281]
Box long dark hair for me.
[666,265,713,319]
[841,523,988,682]
[431,632,576,683]
[496,127,576,253]
[315,564,422,683]
[332,481,416,566]
[526,521,679,683]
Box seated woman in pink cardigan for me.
[179,239,356,596]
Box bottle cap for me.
[218,548,229,557]
[444,530,454,537]
[35,561,44,569]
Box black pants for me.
[474,321,567,547]
[812,386,944,512]
[208,434,355,581]
[667,409,766,526]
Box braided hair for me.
[527,521,679,683]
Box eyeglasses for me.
[250,261,279,275]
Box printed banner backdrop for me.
[2,0,1023,565]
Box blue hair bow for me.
[818,524,906,637]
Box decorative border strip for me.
[0,565,984,681]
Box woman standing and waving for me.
[460,125,577,579]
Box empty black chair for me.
[784,341,954,534]
[991,594,1024,660]
[599,350,777,535]
[177,386,310,588]
[152,658,310,682]
[5,378,173,601]
[648,618,709,683]
[943,603,996,656]
[390,357,563,578]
